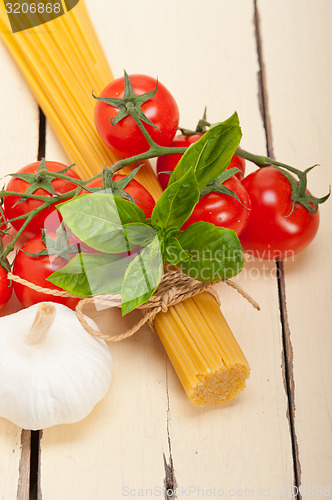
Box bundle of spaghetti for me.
[154,292,250,406]
[0,1,250,406]
[0,1,162,199]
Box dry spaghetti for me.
[0,0,162,198]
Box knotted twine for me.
[8,270,260,343]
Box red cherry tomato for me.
[3,161,81,239]
[80,174,155,218]
[229,155,246,180]
[182,176,251,235]
[94,74,179,158]
[0,264,13,310]
[240,167,320,260]
[156,133,245,190]
[157,134,201,190]
[13,234,80,310]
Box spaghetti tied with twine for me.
[8,269,260,343]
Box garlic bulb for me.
[0,302,112,430]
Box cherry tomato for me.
[229,155,246,180]
[0,264,13,310]
[182,176,251,235]
[156,133,245,190]
[3,161,81,239]
[157,134,201,190]
[240,167,320,260]
[13,234,80,310]
[94,74,179,158]
[80,174,155,218]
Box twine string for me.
[8,270,260,343]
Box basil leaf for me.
[113,194,147,224]
[58,193,147,253]
[151,168,200,229]
[169,113,242,191]
[121,235,163,315]
[164,236,189,266]
[177,221,244,282]
[122,223,156,247]
[47,252,131,296]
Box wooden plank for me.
[0,28,40,499]
[38,0,295,497]
[16,431,31,500]
[152,0,294,494]
[258,0,332,494]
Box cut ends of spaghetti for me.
[189,363,250,407]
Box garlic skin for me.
[0,303,112,430]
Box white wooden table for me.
[1,1,331,499]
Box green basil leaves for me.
[48,113,244,315]
[177,222,244,281]
[58,193,147,253]
[151,168,199,230]
[169,113,242,190]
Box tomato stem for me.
[128,107,158,149]
[0,189,64,202]
[108,106,187,175]
[236,147,306,177]
[109,145,187,174]
[236,147,295,171]
[42,171,89,188]
[179,108,209,136]
[1,201,52,261]
[236,148,330,213]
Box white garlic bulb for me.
[0,302,112,430]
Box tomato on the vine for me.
[182,176,251,235]
[3,161,81,239]
[80,174,155,218]
[0,264,13,310]
[156,133,245,190]
[94,74,179,158]
[240,167,320,260]
[229,155,246,180]
[13,234,80,309]
[157,134,201,190]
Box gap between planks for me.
[254,0,302,497]
[163,362,178,500]
[16,429,41,500]
[276,261,302,491]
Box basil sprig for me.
[169,112,242,190]
[48,113,244,315]
[57,193,147,253]
[151,167,200,230]
[177,221,244,281]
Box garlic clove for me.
[0,302,113,430]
